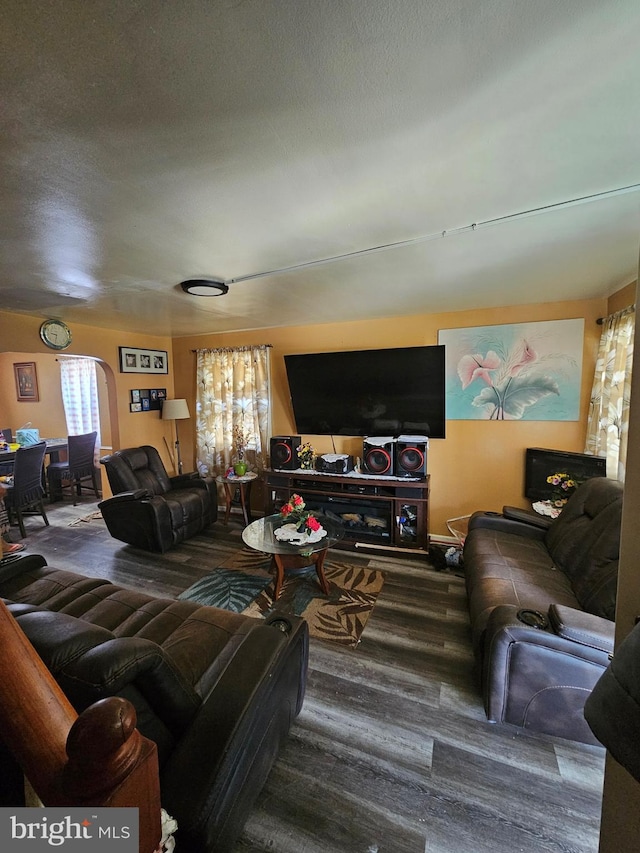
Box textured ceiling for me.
[1,0,639,338]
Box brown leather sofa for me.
[99,445,218,552]
[0,554,308,852]
[463,476,623,744]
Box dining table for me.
[0,438,68,464]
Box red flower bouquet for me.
[279,493,323,534]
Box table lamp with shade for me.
[161,398,190,475]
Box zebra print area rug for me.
[179,547,384,647]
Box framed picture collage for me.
[130,388,167,413]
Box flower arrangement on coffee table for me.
[276,493,326,544]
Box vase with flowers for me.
[297,442,315,470]
[275,493,326,545]
[532,471,581,518]
[232,422,250,476]
[546,471,579,505]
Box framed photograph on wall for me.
[129,387,168,411]
[119,347,169,375]
[14,362,39,402]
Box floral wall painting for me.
[438,319,584,421]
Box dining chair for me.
[0,429,13,476]
[47,431,100,505]
[4,441,49,537]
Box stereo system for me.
[315,453,355,474]
[270,435,301,470]
[269,434,428,478]
[362,435,429,478]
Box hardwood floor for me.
[12,499,605,853]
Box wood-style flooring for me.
[12,498,605,853]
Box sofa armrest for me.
[484,605,613,673]
[168,473,217,513]
[482,603,613,741]
[160,617,308,852]
[99,489,149,503]
[98,493,173,552]
[169,472,203,489]
[467,510,547,541]
[0,553,47,584]
[503,505,553,530]
[548,604,614,654]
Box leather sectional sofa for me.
[0,554,308,852]
[463,476,623,744]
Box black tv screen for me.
[284,345,446,438]
[524,447,607,500]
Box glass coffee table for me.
[242,513,344,600]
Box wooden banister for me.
[0,600,162,852]
[0,599,77,803]
[64,697,162,850]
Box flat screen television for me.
[524,447,607,500]
[284,345,446,438]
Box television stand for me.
[263,469,430,558]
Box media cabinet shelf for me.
[264,469,430,557]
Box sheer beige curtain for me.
[195,345,271,476]
[584,305,635,481]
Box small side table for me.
[216,472,259,526]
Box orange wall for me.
[172,294,618,536]
[608,281,635,315]
[0,313,177,487]
[0,352,68,438]
[3,284,634,534]
[0,352,114,450]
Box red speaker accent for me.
[270,436,301,470]
[395,438,428,478]
[362,438,395,476]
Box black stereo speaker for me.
[362,438,395,476]
[395,439,428,478]
[270,435,301,470]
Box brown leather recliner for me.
[0,554,308,852]
[99,445,217,552]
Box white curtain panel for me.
[60,358,101,456]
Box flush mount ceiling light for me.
[180,278,229,297]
